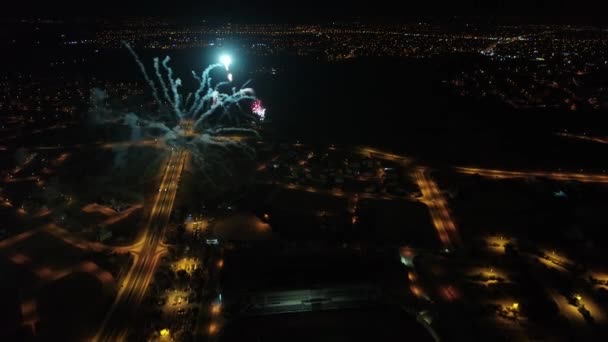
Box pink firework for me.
[251,99,266,119]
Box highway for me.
[413,167,461,250]
[456,167,608,184]
[93,148,189,341]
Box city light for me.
[7,16,607,342]
[219,54,232,70]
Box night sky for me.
[5,0,605,22]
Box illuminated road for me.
[356,146,413,165]
[556,132,608,145]
[456,167,608,184]
[94,148,189,341]
[355,146,461,249]
[413,167,461,250]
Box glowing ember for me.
[252,99,266,119]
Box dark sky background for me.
[4,0,606,23]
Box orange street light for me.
[211,303,221,315]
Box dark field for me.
[235,183,438,248]
[220,307,432,342]
[0,231,115,341]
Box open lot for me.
[221,245,381,293]
[0,229,117,340]
[220,307,432,342]
[357,198,438,248]
[442,173,608,248]
[238,182,438,248]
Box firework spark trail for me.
[123,43,163,106]
[110,42,266,181]
[189,63,222,117]
[125,44,256,121]
[161,56,183,118]
[126,43,259,130]
[194,91,257,129]
[153,57,174,109]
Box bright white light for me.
[227,73,233,82]
[220,55,232,70]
